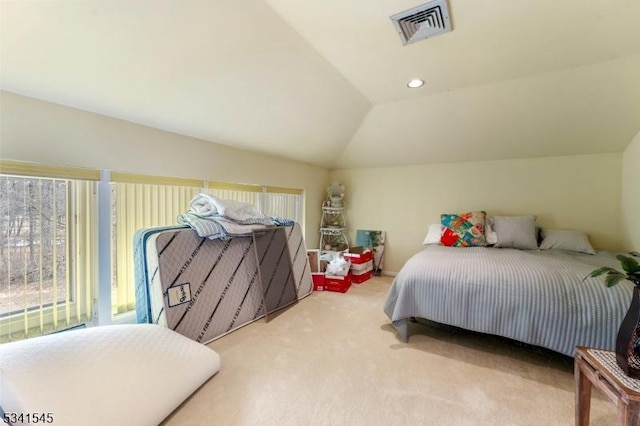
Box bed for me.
[383,245,634,356]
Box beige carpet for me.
[162,276,617,426]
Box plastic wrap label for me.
[167,283,192,307]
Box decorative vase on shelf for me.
[616,286,640,378]
[326,182,345,208]
[586,254,640,378]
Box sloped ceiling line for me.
[1,0,639,169]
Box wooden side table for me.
[575,346,640,425]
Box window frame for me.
[0,161,99,341]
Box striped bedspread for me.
[383,246,633,356]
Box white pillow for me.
[539,228,596,254]
[492,215,538,250]
[422,223,442,245]
[485,217,498,245]
[0,324,220,426]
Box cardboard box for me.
[307,250,320,273]
[312,273,325,291]
[352,269,373,284]
[323,273,352,293]
[343,250,373,264]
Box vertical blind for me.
[110,174,303,316]
[109,173,205,314]
[1,161,304,338]
[0,160,99,342]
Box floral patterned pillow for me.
[440,211,488,247]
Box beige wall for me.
[622,130,640,251]
[2,90,634,271]
[332,154,623,274]
[0,91,329,246]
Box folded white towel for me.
[189,193,273,225]
[189,193,219,217]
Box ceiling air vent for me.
[390,0,452,46]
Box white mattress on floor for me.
[0,324,220,426]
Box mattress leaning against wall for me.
[134,223,313,343]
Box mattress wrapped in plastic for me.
[135,223,312,343]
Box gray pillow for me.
[539,228,596,254]
[492,215,538,250]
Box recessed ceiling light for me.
[407,79,424,88]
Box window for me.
[1,161,304,339]
[0,161,99,342]
[110,176,304,317]
[109,173,205,315]
[262,186,303,222]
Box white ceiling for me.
[2,0,639,168]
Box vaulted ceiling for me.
[2,0,639,169]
